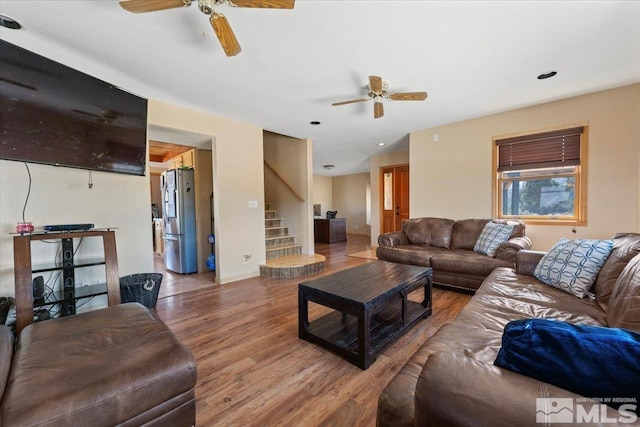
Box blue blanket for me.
[494,319,640,409]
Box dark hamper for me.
[120,273,163,310]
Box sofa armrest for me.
[378,231,409,247]
[415,352,589,427]
[516,250,546,276]
[493,236,532,263]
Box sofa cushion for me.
[376,244,446,267]
[377,322,503,427]
[451,219,490,250]
[593,233,640,312]
[401,217,454,248]
[607,253,640,331]
[431,249,512,277]
[491,219,526,238]
[455,267,608,330]
[416,352,588,427]
[474,222,514,257]
[534,238,613,298]
[494,318,640,408]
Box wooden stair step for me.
[265,235,296,241]
[266,244,302,260]
[260,254,325,279]
[266,227,289,237]
[266,244,302,252]
[266,236,296,248]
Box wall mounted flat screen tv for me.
[0,40,148,176]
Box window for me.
[383,172,393,210]
[493,126,587,225]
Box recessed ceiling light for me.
[323,164,335,169]
[0,15,22,30]
[377,142,385,146]
[537,71,558,80]
[310,121,321,125]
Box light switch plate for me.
[248,200,258,208]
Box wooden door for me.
[381,165,410,233]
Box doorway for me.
[147,125,216,295]
[380,164,409,233]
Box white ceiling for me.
[1,1,639,176]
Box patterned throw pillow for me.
[534,238,614,298]
[473,222,514,257]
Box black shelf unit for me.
[38,236,108,316]
[34,283,108,309]
[14,230,121,334]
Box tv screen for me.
[0,40,148,176]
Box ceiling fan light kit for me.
[332,75,428,119]
[119,0,294,56]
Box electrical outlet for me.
[243,254,252,264]
[433,133,439,142]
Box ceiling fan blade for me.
[388,92,428,101]
[230,0,295,8]
[119,0,190,13]
[369,75,383,94]
[211,13,242,57]
[374,102,384,119]
[332,98,369,106]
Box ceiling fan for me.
[332,75,428,119]
[119,0,295,57]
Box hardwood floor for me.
[155,235,471,426]
[154,252,216,299]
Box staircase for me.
[260,204,325,279]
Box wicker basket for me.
[119,273,163,310]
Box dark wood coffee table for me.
[298,261,432,369]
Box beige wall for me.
[0,159,153,298]
[369,150,410,246]
[313,175,333,216]
[263,132,314,254]
[148,100,265,284]
[193,149,214,273]
[333,173,371,236]
[0,98,265,294]
[410,84,640,251]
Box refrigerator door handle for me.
[163,235,178,241]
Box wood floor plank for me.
[154,235,471,426]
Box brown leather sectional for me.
[376,218,532,292]
[0,303,197,426]
[377,233,640,427]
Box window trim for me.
[492,124,588,226]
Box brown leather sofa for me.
[0,303,197,426]
[376,218,531,292]
[377,233,640,427]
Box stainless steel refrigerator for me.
[161,168,197,274]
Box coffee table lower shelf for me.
[305,300,428,357]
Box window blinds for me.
[496,127,583,172]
